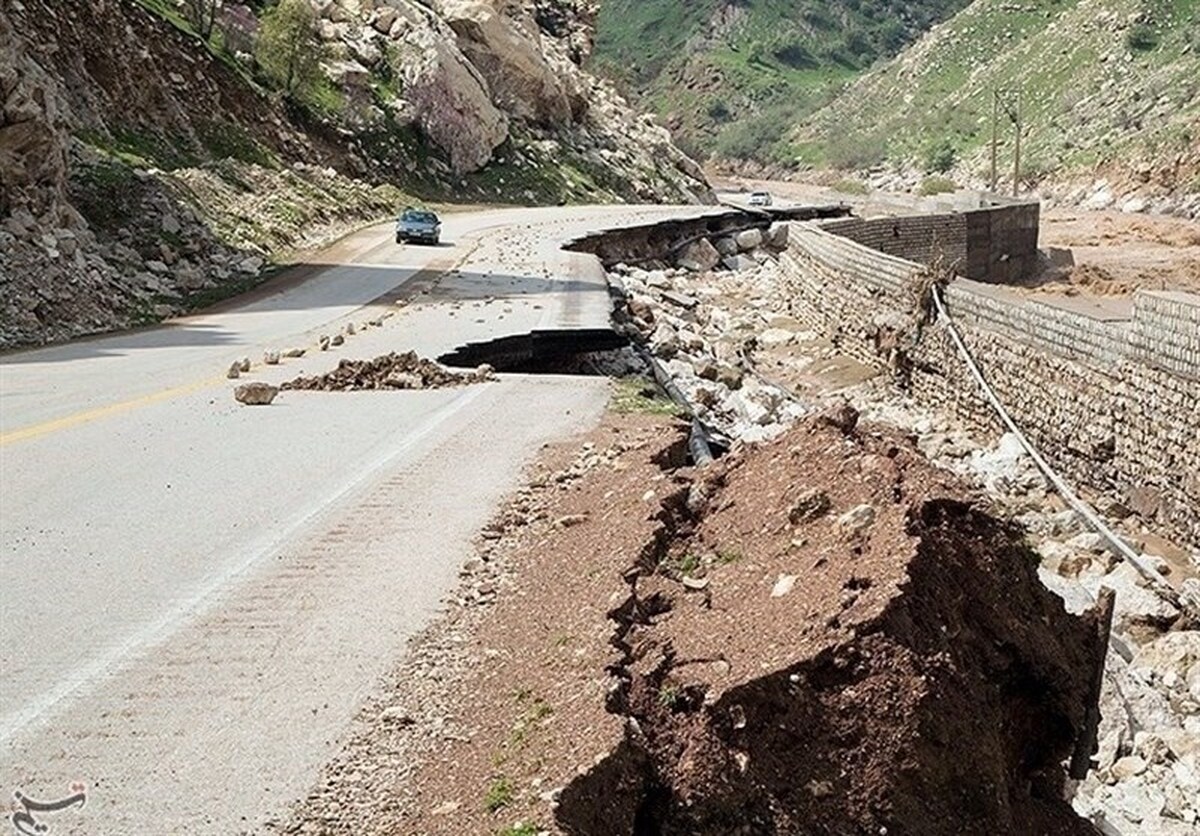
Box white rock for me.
[1085,563,1181,633]
[1037,567,1096,615]
[735,228,764,251]
[1111,755,1148,780]
[676,239,721,272]
[1112,777,1166,824]
[771,574,797,598]
[714,236,739,256]
[1132,632,1200,687]
[238,256,264,274]
[766,223,790,249]
[644,271,672,290]
[722,254,757,271]
[758,328,794,348]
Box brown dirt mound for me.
[281,352,494,391]
[557,411,1108,836]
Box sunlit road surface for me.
[0,203,720,833]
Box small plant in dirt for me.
[484,776,515,813]
[1126,22,1159,52]
[610,377,683,416]
[715,548,742,565]
[508,692,554,747]
[499,824,540,836]
[657,684,681,709]
[663,552,701,576]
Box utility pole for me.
[990,91,999,193]
[992,87,1022,197]
[1011,89,1022,198]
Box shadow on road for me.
[0,267,608,365]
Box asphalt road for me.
[0,203,711,833]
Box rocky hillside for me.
[794,0,1200,214]
[0,0,710,349]
[591,0,970,162]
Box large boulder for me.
[438,0,572,126]
[676,238,721,272]
[386,1,509,173]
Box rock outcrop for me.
[0,0,710,349]
[325,0,711,197]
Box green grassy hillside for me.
[794,0,1200,192]
[592,0,971,162]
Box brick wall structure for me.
[822,202,1041,284]
[780,218,1200,551]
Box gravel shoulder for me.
[284,405,689,835]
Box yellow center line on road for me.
[0,375,225,447]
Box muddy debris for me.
[557,418,1111,836]
[281,352,495,391]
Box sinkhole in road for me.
[438,328,632,374]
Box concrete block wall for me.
[1132,291,1200,380]
[781,221,1200,550]
[943,286,1133,367]
[822,215,969,276]
[821,202,1041,284]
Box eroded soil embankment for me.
[559,407,1109,836]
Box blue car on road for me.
[395,207,441,245]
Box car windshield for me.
[401,210,438,223]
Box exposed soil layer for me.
[281,352,493,391]
[558,410,1108,836]
[286,403,1111,836]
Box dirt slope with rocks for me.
[0,0,710,349]
[285,400,1116,836]
[562,411,1107,836]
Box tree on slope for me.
[184,0,221,40]
[255,0,323,99]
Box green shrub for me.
[484,777,514,813]
[499,825,539,836]
[922,138,957,173]
[832,178,869,195]
[1125,23,1159,52]
[707,99,732,123]
[198,121,277,167]
[69,160,144,231]
[825,134,887,170]
[918,175,957,196]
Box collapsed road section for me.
[285,202,1198,836]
